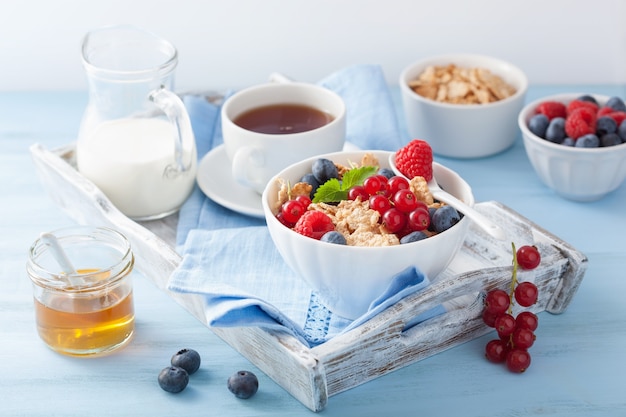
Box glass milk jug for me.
[76,25,197,220]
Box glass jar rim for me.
[27,225,134,292]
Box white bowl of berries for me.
[518,93,626,201]
[400,53,528,158]
[262,143,474,319]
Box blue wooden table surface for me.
[1,85,625,416]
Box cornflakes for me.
[408,64,516,105]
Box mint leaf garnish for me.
[312,166,378,203]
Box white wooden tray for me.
[30,143,588,412]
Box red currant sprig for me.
[483,243,541,373]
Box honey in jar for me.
[27,227,135,356]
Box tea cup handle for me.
[231,146,265,194]
[149,87,196,175]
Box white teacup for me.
[221,82,346,194]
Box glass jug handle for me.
[149,87,195,176]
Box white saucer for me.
[196,142,361,218]
[196,144,265,218]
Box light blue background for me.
[1,0,625,91]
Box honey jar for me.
[27,226,135,356]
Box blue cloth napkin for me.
[168,64,444,347]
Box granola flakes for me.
[311,200,400,247]
[408,64,516,105]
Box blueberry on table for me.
[158,366,189,393]
[227,370,259,399]
[171,348,201,375]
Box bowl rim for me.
[262,150,474,251]
[399,53,529,110]
[518,92,626,154]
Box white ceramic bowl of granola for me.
[262,150,474,319]
[400,53,528,158]
[518,93,626,201]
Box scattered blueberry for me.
[171,348,201,375]
[606,96,626,112]
[596,116,617,136]
[377,168,395,179]
[575,134,600,148]
[400,231,428,244]
[577,94,598,105]
[158,366,189,393]
[601,133,622,147]
[528,114,549,138]
[432,205,461,233]
[320,231,347,245]
[227,370,259,399]
[545,117,566,143]
[311,158,339,184]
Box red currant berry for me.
[515,311,538,331]
[494,313,516,338]
[392,189,419,213]
[387,176,410,195]
[506,348,531,373]
[414,200,429,211]
[382,207,407,233]
[517,245,541,270]
[484,289,510,315]
[281,199,306,224]
[482,309,498,328]
[275,212,295,228]
[374,175,390,197]
[363,175,384,196]
[514,281,538,307]
[512,327,536,349]
[407,207,430,231]
[348,185,369,201]
[295,195,312,209]
[485,339,508,363]
[369,194,392,216]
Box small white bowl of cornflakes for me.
[400,53,528,158]
[261,150,474,320]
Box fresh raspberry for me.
[394,139,433,181]
[535,101,566,120]
[605,111,626,126]
[293,210,335,240]
[566,99,598,116]
[565,107,596,139]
